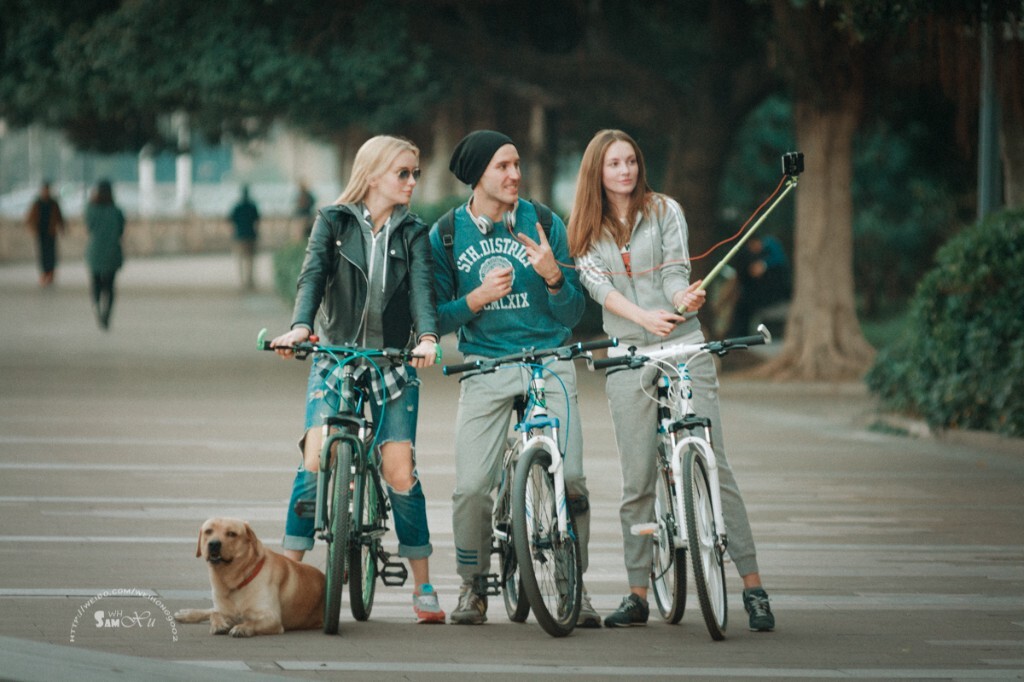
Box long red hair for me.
[568,129,660,257]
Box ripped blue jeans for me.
[283,364,432,558]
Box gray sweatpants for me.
[605,330,759,587]
[451,357,590,585]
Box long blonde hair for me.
[335,135,419,205]
[568,129,658,257]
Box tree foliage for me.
[0,0,442,151]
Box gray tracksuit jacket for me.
[576,194,700,345]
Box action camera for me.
[782,152,804,177]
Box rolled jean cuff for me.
[282,533,315,551]
[397,542,433,560]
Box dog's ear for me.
[244,522,257,546]
[195,525,204,558]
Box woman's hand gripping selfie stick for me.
[678,154,802,319]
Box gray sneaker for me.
[451,584,487,625]
[743,587,775,631]
[576,590,602,628]
[603,593,649,628]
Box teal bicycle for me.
[259,330,413,634]
[443,337,617,637]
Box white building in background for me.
[0,121,340,220]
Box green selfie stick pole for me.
[678,174,799,317]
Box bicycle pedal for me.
[379,555,408,587]
[476,573,501,597]
[630,522,658,536]
[293,500,316,518]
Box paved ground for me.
[0,254,1022,681]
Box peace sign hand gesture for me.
[517,223,562,287]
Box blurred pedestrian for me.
[228,185,260,290]
[293,180,316,237]
[727,234,791,337]
[84,180,126,330]
[25,180,65,287]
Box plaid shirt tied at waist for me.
[313,355,409,407]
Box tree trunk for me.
[751,93,876,380]
[1000,38,1024,209]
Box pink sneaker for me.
[413,584,446,624]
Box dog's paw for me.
[228,624,255,638]
[209,612,233,634]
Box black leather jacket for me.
[290,203,438,348]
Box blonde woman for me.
[270,135,444,623]
[568,129,774,631]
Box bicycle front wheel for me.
[512,446,581,638]
[651,460,687,624]
[324,442,355,635]
[682,446,727,640]
[348,461,378,622]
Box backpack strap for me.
[529,200,553,231]
[438,207,457,272]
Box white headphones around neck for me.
[468,199,515,235]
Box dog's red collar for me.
[233,557,266,591]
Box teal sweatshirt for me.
[429,198,585,357]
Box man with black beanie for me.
[429,130,602,628]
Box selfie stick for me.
[678,155,802,317]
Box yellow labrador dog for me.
[174,517,325,637]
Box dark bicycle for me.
[259,329,413,634]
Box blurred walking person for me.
[293,180,316,238]
[25,180,65,287]
[229,185,260,290]
[84,179,126,330]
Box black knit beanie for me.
[449,130,514,187]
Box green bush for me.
[864,209,1024,436]
[273,240,307,303]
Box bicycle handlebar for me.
[257,328,417,364]
[443,337,619,376]
[591,325,772,371]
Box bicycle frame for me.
[313,362,373,538]
[657,366,727,555]
[599,325,771,559]
[516,363,570,539]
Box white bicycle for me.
[592,325,771,640]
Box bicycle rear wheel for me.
[493,438,528,618]
[682,446,727,640]
[495,440,529,622]
[512,446,581,638]
[324,442,355,635]
[651,460,687,624]
[348,460,378,622]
